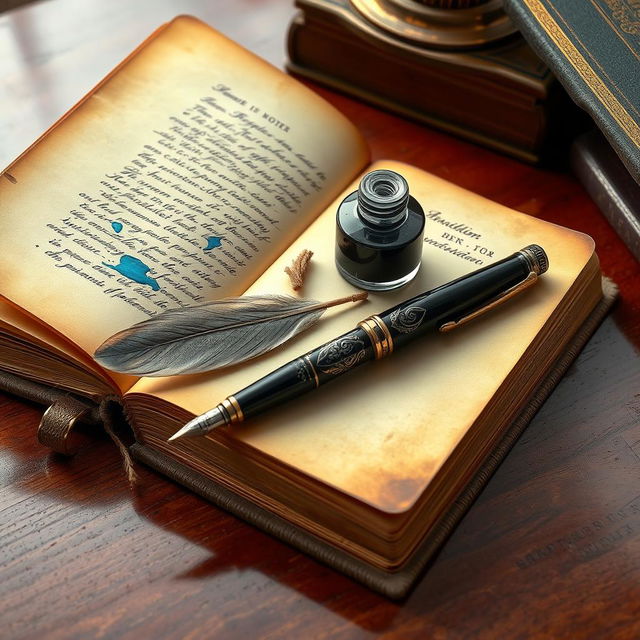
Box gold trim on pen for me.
[303,355,320,388]
[358,315,394,359]
[358,318,380,358]
[439,271,538,332]
[371,315,394,356]
[228,395,244,422]
[222,396,244,424]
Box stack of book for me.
[0,16,614,597]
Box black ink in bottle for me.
[335,169,425,291]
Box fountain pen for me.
[168,245,549,441]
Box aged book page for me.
[0,16,368,366]
[0,299,133,396]
[128,160,598,522]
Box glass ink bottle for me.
[335,169,425,291]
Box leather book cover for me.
[130,279,616,599]
[287,0,567,163]
[571,129,640,263]
[503,0,640,186]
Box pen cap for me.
[520,244,549,275]
[378,244,549,347]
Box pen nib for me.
[167,407,226,442]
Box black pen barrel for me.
[230,246,546,424]
[234,326,374,420]
[379,251,533,347]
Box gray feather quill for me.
[94,292,367,376]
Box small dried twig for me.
[285,249,313,290]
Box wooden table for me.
[1,1,639,638]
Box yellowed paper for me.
[0,299,133,394]
[130,160,595,514]
[0,16,368,357]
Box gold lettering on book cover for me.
[523,0,640,145]
[602,0,640,35]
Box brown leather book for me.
[0,16,614,598]
[286,0,581,163]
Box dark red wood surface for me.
[1,1,639,638]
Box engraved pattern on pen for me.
[295,358,311,383]
[316,333,366,375]
[390,306,426,333]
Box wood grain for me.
[1,1,639,638]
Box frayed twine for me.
[99,400,138,485]
[284,249,313,291]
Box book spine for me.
[503,0,640,186]
[571,130,640,263]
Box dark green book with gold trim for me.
[503,0,640,185]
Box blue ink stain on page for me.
[204,236,222,251]
[103,255,160,290]
[111,221,123,233]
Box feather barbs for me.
[94,291,367,377]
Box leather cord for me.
[37,396,94,455]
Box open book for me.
[0,16,611,597]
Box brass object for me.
[287,0,581,162]
[349,0,517,49]
[228,395,244,422]
[520,244,549,275]
[358,315,394,359]
[416,0,488,6]
[439,271,538,332]
[37,398,93,455]
[303,354,320,387]
[221,396,244,424]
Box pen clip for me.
[439,271,538,333]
